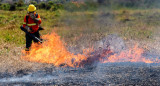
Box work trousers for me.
[25,31,41,49]
[20,26,41,49]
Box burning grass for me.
[1,8,160,73]
[21,31,160,68]
[1,7,160,85]
[101,45,159,63]
[21,32,91,67]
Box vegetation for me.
[1,0,160,11]
[1,0,160,73]
[0,0,160,54]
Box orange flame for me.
[101,45,160,63]
[21,32,160,68]
[22,32,90,67]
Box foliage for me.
[0,0,160,11]
[48,1,54,5]
[17,0,24,7]
[9,4,16,11]
[0,0,160,45]
[38,2,46,9]
[30,1,37,5]
[36,1,63,11]
[0,3,10,10]
[50,3,63,11]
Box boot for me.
[25,48,30,55]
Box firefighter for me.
[20,4,42,52]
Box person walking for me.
[20,4,43,52]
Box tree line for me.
[0,0,160,11]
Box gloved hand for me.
[25,26,31,32]
[33,18,39,22]
[29,13,36,20]
[29,13,39,22]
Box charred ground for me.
[0,63,160,85]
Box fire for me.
[22,32,89,67]
[21,32,160,68]
[101,45,160,63]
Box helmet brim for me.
[27,7,36,12]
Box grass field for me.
[0,8,159,44]
[0,8,160,72]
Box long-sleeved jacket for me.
[23,12,41,33]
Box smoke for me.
[98,34,126,53]
[1,34,160,85]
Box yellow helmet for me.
[27,4,36,12]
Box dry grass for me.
[0,45,53,73]
[0,8,160,73]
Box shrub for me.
[38,2,46,9]
[17,0,24,7]
[50,4,63,11]
[30,1,37,5]
[48,1,54,5]
[46,1,55,10]
[0,3,10,10]
[9,4,16,11]
[55,4,63,10]
[46,4,52,10]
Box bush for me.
[30,1,37,5]
[46,4,52,10]
[9,4,16,11]
[17,0,24,7]
[0,3,10,10]
[48,1,54,5]
[50,4,63,11]
[38,2,46,9]
[46,1,55,10]
[36,1,63,11]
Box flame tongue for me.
[22,32,88,67]
[21,32,160,68]
[102,45,160,63]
